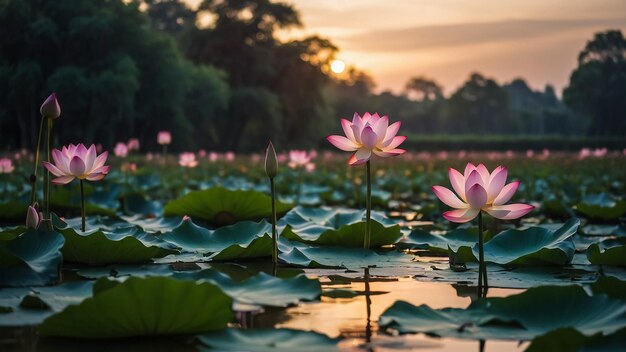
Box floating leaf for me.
[575,193,626,221]
[398,228,476,253]
[0,229,64,287]
[452,218,580,266]
[163,187,292,226]
[55,219,177,265]
[379,285,626,340]
[525,327,626,352]
[39,276,234,338]
[280,207,402,248]
[587,238,626,266]
[196,328,340,351]
[280,245,413,269]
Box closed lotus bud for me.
[40,93,61,119]
[26,206,41,229]
[265,141,278,179]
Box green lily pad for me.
[587,238,626,266]
[280,207,402,248]
[379,285,626,340]
[55,218,177,265]
[279,245,413,269]
[575,193,626,221]
[525,327,626,352]
[174,270,320,307]
[581,224,626,237]
[0,281,94,326]
[163,187,293,226]
[0,229,65,287]
[196,328,340,351]
[196,329,339,352]
[452,218,580,266]
[398,228,476,253]
[39,276,234,338]
[591,276,626,301]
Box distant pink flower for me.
[225,152,235,161]
[40,93,61,119]
[121,162,137,173]
[157,131,171,145]
[42,144,110,185]
[178,152,198,168]
[114,142,128,158]
[327,112,406,165]
[579,148,591,159]
[209,152,218,162]
[251,153,261,163]
[432,162,534,223]
[0,158,14,173]
[305,163,315,173]
[592,148,607,158]
[526,150,534,158]
[308,149,318,159]
[288,150,312,169]
[127,138,140,151]
[198,150,207,158]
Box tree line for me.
[0,0,624,152]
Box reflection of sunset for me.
[281,0,626,94]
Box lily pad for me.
[398,228,476,253]
[163,187,293,226]
[379,285,626,340]
[575,193,626,221]
[280,207,402,248]
[452,218,580,266]
[196,328,340,351]
[525,327,626,352]
[160,219,274,261]
[587,238,626,266]
[174,270,320,307]
[279,245,413,269]
[55,219,177,265]
[39,276,234,338]
[0,229,65,287]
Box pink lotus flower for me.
[225,151,235,162]
[327,112,406,165]
[157,131,171,145]
[0,158,14,173]
[26,206,42,229]
[288,150,312,169]
[432,163,534,223]
[42,144,110,185]
[178,152,198,168]
[40,93,61,119]
[114,142,128,158]
[209,152,218,162]
[127,138,140,151]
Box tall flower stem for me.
[29,116,45,205]
[270,177,278,269]
[364,160,372,249]
[477,210,487,297]
[79,179,86,232]
[42,118,53,230]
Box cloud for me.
[343,18,626,52]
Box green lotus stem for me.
[296,169,302,205]
[43,118,53,230]
[477,210,487,296]
[29,115,45,205]
[364,160,371,249]
[80,179,86,232]
[270,177,278,268]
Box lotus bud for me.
[265,141,278,179]
[26,206,42,229]
[40,93,61,119]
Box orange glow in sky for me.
[279,0,626,95]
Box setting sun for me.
[330,59,345,74]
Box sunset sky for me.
[278,0,626,96]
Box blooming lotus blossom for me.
[40,93,61,119]
[327,112,406,165]
[432,163,534,223]
[42,144,110,185]
[178,152,198,168]
[225,151,235,161]
[288,150,312,169]
[0,158,14,173]
[114,142,128,158]
[157,131,171,145]
[127,138,140,151]
[209,152,218,162]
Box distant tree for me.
[445,73,510,134]
[404,76,443,102]
[142,0,196,35]
[564,30,626,136]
